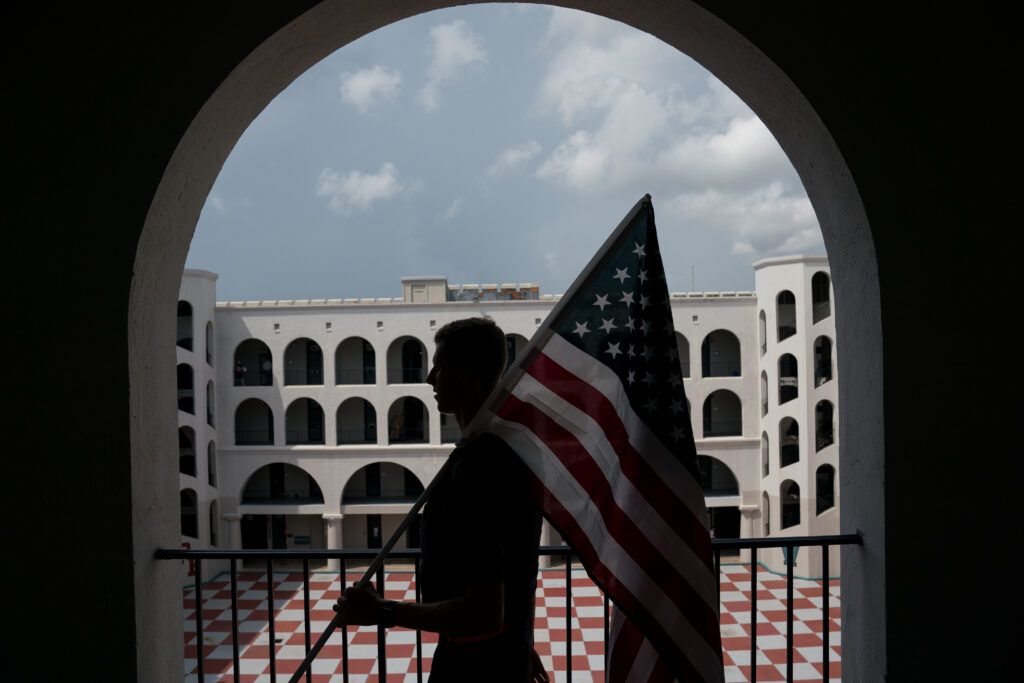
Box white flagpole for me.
[286,457,454,683]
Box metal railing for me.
[702,361,742,377]
[704,420,742,437]
[285,429,325,445]
[336,428,376,445]
[284,370,323,386]
[386,367,426,384]
[157,533,860,683]
[335,367,376,385]
[235,429,273,445]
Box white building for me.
[175,256,838,580]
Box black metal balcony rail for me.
[335,367,376,385]
[386,367,425,384]
[157,533,860,683]
[235,429,273,445]
[241,489,323,504]
[702,360,742,377]
[704,420,742,437]
[234,369,273,386]
[336,428,376,445]
[284,370,324,386]
[440,425,461,443]
[816,432,835,451]
[285,429,325,445]
[388,427,427,443]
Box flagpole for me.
[286,457,454,683]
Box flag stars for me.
[573,321,590,338]
[632,242,646,258]
[639,294,650,308]
[645,397,659,412]
[605,342,622,359]
[613,267,631,283]
[620,291,635,305]
[593,293,610,311]
[638,269,648,283]
[670,424,687,442]
[670,399,685,415]
[599,317,617,333]
[626,370,635,385]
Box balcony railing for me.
[336,428,376,445]
[285,429,324,445]
[335,367,376,385]
[386,367,425,384]
[440,425,461,443]
[285,370,323,386]
[704,420,742,437]
[234,369,273,386]
[158,534,860,683]
[702,360,741,377]
[235,429,273,445]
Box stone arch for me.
[697,455,739,496]
[701,389,742,437]
[780,480,800,529]
[240,463,324,504]
[284,397,325,445]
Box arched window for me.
[335,337,376,384]
[387,337,427,383]
[780,480,800,529]
[780,417,799,467]
[241,463,324,504]
[701,330,741,377]
[176,300,193,350]
[777,291,796,342]
[761,431,769,477]
[176,363,194,413]
[234,339,272,386]
[758,310,767,356]
[779,354,798,404]
[675,332,691,377]
[205,320,214,365]
[702,390,742,437]
[816,464,836,514]
[387,396,428,443]
[207,441,217,488]
[285,398,325,444]
[234,398,274,445]
[697,455,739,496]
[342,463,425,504]
[205,380,215,427]
[209,500,218,547]
[284,338,323,385]
[814,336,833,386]
[760,371,768,416]
[178,427,196,476]
[815,400,835,451]
[812,271,831,323]
[180,489,198,538]
[337,397,376,444]
[762,491,771,536]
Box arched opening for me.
[387,336,427,384]
[241,463,324,504]
[176,300,193,351]
[207,441,216,488]
[178,427,195,477]
[700,329,741,377]
[336,397,377,444]
[234,339,272,386]
[284,337,323,386]
[780,480,800,529]
[761,431,769,477]
[176,363,194,414]
[285,397,325,444]
[387,396,428,444]
[342,463,425,549]
[780,416,799,467]
[779,353,798,404]
[335,336,375,385]
[505,333,529,373]
[440,413,461,444]
[816,400,835,451]
[814,335,834,386]
[762,490,771,536]
[209,499,218,547]
[674,332,691,377]
[777,290,797,342]
[180,489,198,539]
[234,398,274,445]
[205,380,214,427]
[760,370,768,416]
[812,271,831,323]
[697,455,739,496]
[702,389,742,437]
[817,464,836,514]
[758,309,767,356]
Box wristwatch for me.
[379,600,398,628]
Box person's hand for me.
[529,646,549,683]
[333,583,384,626]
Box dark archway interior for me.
[7,3,1016,680]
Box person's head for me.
[428,317,507,419]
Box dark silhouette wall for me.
[4,2,1016,680]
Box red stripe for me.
[496,394,720,669]
[526,351,713,570]
[607,610,646,681]
[521,466,705,683]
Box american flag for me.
[465,196,723,682]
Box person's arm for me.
[335,580,504,637]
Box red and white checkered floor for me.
[184,564,840,682]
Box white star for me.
[628,317,640,330]
[613,267,631,283]
[641,320,652,335]
[626,370,635,385]
[626,345,636,359]
[641,345,654,360]
[669,371,682,385]
[620,290,635,305]
[645,397,658,412]
[670,399,684,414]
[643,372,657,386]
[639,295,650,308]
[638,269,648,283]
[573,321,590,338]
[599,317,616,333]
[605,342,622,359]
[670,425,687,442]
[593,293,610,311]
[632,242,646,257]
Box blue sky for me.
[185,4,823,302]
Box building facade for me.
[175,255,838,580]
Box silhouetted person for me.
[334,317,547,682]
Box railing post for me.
[376,562,387,680]
[565,550,572,681]
[822,543,830,683]
[750,546,757,683]
[194,558,204,682]
[415,555,424,683]
[341,557,349,683]
[230,558,240,683]
[786,545,794,683]
[303,558,312,683]
[267,558,277,683]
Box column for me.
[223,513,242,549]
[323,513,344,572]
[738,504,760,564]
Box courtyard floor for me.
[183,564,841,682]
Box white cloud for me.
[438,197,463,222]
[418,20,487,111]
[339,66,402,113]
[487,141,542,177]
[206,194,227,215]
[315,163,404,213]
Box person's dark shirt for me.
[420,432,542,635]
